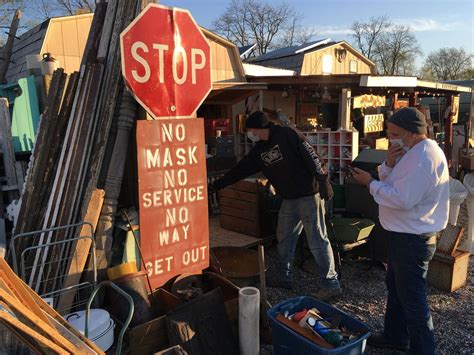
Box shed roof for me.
[248,38,331,63]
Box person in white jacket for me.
[351,107,449,355]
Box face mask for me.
[247,131,260,143]
[390,138,409,152]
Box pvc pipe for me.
[239,287,260,355]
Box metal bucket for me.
[210,247,266,287]
[108,271,153,327]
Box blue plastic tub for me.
[267,296,371,355]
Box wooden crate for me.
[128,273,240,354]
[218,179,272,238]
[427,250,470,292]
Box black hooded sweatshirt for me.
[213,124,326,199]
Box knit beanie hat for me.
[246,111,270,129]
[387,107,427,135]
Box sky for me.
[162,0,474,66]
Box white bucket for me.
[66,309,115,351]
[448,178,468,225]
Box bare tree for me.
[421,47,473,81]
[278,16,316,48]
[351,16,391,60]
[374,24,422,75]
[351,16,421,75]
[24,0,95,21]
[212,0,312,55]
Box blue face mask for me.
[247,131,260,143]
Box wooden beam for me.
[56,188,105,314]
[444,95,454,168]
[0,9,22,83]
[0,98,19,202]
[339,88,351,130]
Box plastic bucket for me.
[449,178,468,225]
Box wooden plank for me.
[220,214,260,238]
[56,188,105,313]
[97,0,118,61]
[0,257,104,354]
[209,217,262,248]
[0,269,54,328]
[0,98,18,194]
[219,205,257,221]
[219,188,258,202]
[14,69,66,236]
[0,289,77,354]
[0,312,68,354]
[218,196,259,212]
[229,179,259,193]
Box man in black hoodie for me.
[212,111,341,300]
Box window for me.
[349,60,358,74]
[322,54,333,75]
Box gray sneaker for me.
[314,287,342,301]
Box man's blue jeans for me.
[384,231,436,354]
[276,194,339,288]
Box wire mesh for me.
[9,222,97,314]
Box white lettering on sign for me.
[159,224,189,246]
[164,169,188,188]
[165,207,189,227]
[182,246,208,266]
[131,41,150,83]
[145,255,173,276]
[141,185,205,208]
[129,42,207,85]
[146,146,198,169]
[152,44,169,83]
[191,49,205,84]
[161,123,185,142]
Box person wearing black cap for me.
[211,111,341,300]
[351,107,449,354]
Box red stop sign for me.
[120,4,211,118]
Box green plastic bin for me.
[331,218,375,242]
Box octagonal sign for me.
[120,4,211,118]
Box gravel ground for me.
[258,202,473,354]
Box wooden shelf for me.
[303,130,359,184]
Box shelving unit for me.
[302,130,359,185]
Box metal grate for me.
[9,222,97,314]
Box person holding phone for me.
[351,108,449,354]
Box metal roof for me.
[248,38,332,62]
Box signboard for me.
[136,119,209,288]
[120,4,212,118]
[353,94,386,109]
[363,114,384,133]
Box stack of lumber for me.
[9,0,148,313]
[0,257,104,354]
